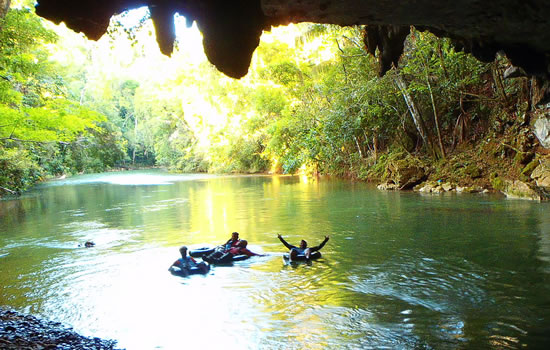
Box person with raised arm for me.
[277,234,329,261]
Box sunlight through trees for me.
[2,3,529,195]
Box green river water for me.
[1,169,550,349]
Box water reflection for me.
[1,170,550,349]
[537,209,550,273]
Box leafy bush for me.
[0,147,42,194]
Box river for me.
[1,169,550,349]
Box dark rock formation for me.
[34,1,550,79]
[363,24,410,77]
[382,155,428,190]
[0,307,120,349]
[35,0,270,78]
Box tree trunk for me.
[1,186,17,195]
[0,0,10,33]
[425,67,445,159]
[373,135,378,160]
[492,62,508,104]
[0,0,10,19]
[132,114,138,164]
[394,72,434,156]
[452,93,470,147]
[363,131,372,152]
[354,135,363,158]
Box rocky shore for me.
[0,307,121,350]
[371,105,550,201]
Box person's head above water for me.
[238,240,248,248]
[231,232,239,241]
[300,240,307,249]
[179,246,188,257]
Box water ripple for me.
[348,251,491,314]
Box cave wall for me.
[34,0,550,79]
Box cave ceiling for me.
[34,0,550,79]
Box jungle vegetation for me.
[0,2,535,195]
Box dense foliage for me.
[1,4,529,195]
[0,6,126,194]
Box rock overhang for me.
[34,0,550,79]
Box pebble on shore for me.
[0,307,121,350]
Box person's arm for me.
[309,236,330,252]
[241,248,260,257]
[277,234,295,250]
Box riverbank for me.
[0,307,121,350]
[2,115,550,202]
[370,110,550,200]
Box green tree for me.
[1,6,127,193]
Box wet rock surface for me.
[501,179,550,201]
[413,181,488,194]
[0,307,121,350]
[384,156,428,190]
[531,158,550,189]
[533,113,550,148]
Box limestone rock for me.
[534,115,550,149]
[412,181,489,194]
[377,182,399,191]
[364,25,410,76]
[414,181,437,193]
[414,181,455,193]
[385,158,427,190]
[456,185,484,193]
[501,180,549,201]
[34,0,550,79]
[531,159,550,189]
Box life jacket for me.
[225,239,241,250]
[176,256,197,268]
[228,246,241,255]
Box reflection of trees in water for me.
[3,172,550,348]
[538,211,550,273]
